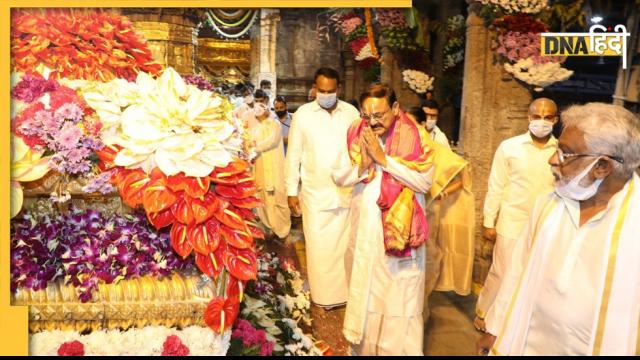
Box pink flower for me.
[54,103,84,123]
[260,340,274,356]
[57,340,84,356]
[161,335,190,356]
[57,123,82,150]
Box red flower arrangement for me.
[11,9,162,81]
[57,341,85,356]
[493,14,548,34]
[96,147,263,333]
[161,335,190,356]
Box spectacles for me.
[361,108,390,122]
[555,148,624,165]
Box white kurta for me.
[477,132,557,317]
[486,173,640,355]
[333,149,433,356]
[285,100,360,306]
[430,125,451,150]
[249,116,291,238]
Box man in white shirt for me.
[232,85,255,120]
[475,98,559,330]
[285,67,360,309]
[477,102,640,356]
[421,99,451,149]
[333,84,434,355]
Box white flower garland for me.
[30,326,231,356]
[504,57,573,91]
[355,43,375,61]
[402,69,435,94]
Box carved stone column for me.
[459,6,532,291]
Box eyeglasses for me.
[361,108,390,122]
[555,148,624,165]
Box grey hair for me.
[561,102,640,178]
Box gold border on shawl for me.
[593,181,635,355]
[491,196,559,353]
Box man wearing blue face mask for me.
[475,98,559,331]
[284,67,360,310]
[477,102,640,356]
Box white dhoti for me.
[476,234,517,319]
[301,202,350,307]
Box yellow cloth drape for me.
[424,140,475,296]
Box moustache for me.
[370,124,384,130]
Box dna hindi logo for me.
[541,24,630,69]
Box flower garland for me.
[29,326,231,356]
[443,15,466,71]
[183,74,215,92]
[504,58,573,92]
[11,9,161,81]
[402,69,434,94]
[10,208,194,302]
[329,11,379,70]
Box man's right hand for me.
[288,196,301,216]
[476,333,497,356]
[483,226,497,241]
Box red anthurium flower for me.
[171,196,195,225]
[225,276,245,303]
[247,224,265,240]
[224,246,257,281]
[215,183,257,199]
[232,206,257,222]
[211,160,249,178]
[204,296,240,334]
[194,243,226,279]
[142,175,177,214]
[146,207,175,230]
[219,224,253,250]
[170,223,193,259]
[190,220,221,255]
[190,195,214,224]
[120,170,150,208]
[224,196,262,209]
[166,173,210,199]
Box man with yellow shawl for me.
[332,84,434,355]
[406,107,475,323]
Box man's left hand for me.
[362,127,387,167]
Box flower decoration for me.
[77,67,261,332]
[479,0,549,14]
[504,57,573,91]
[329,11,379,70]
[183,74,215,92]
[402,69,434,94]
[161,335,190,356]
[57,341,85,356]
[11,208,193,302]
[30,326,231,356]
[10,135,51,218]
[11,9,161,81]
[443,15,466,71]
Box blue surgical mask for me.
[316,92,337,109]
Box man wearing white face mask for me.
[477,102,640,356]
[285,67,360,310]
[248,89,291,240]
[475,98,559,331]
[233,85,256,120]
[421,99,451,150]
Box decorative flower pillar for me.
[379,35,422,108]
[458,3,532,293]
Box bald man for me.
[475,98,559,331]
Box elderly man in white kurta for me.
[475,98,559,330]
[248,92,291,239]
[333,84,434,355]
[477,103,640,356]
[285,68,360,309]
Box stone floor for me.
[268,221,482,356]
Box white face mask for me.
[316,92,337,109]
[554,158,603,201]
[254,103,268,117]
[262,89,272,97]
[529,119,554,138]
[425,119,437,131]
[244,95,254,105]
